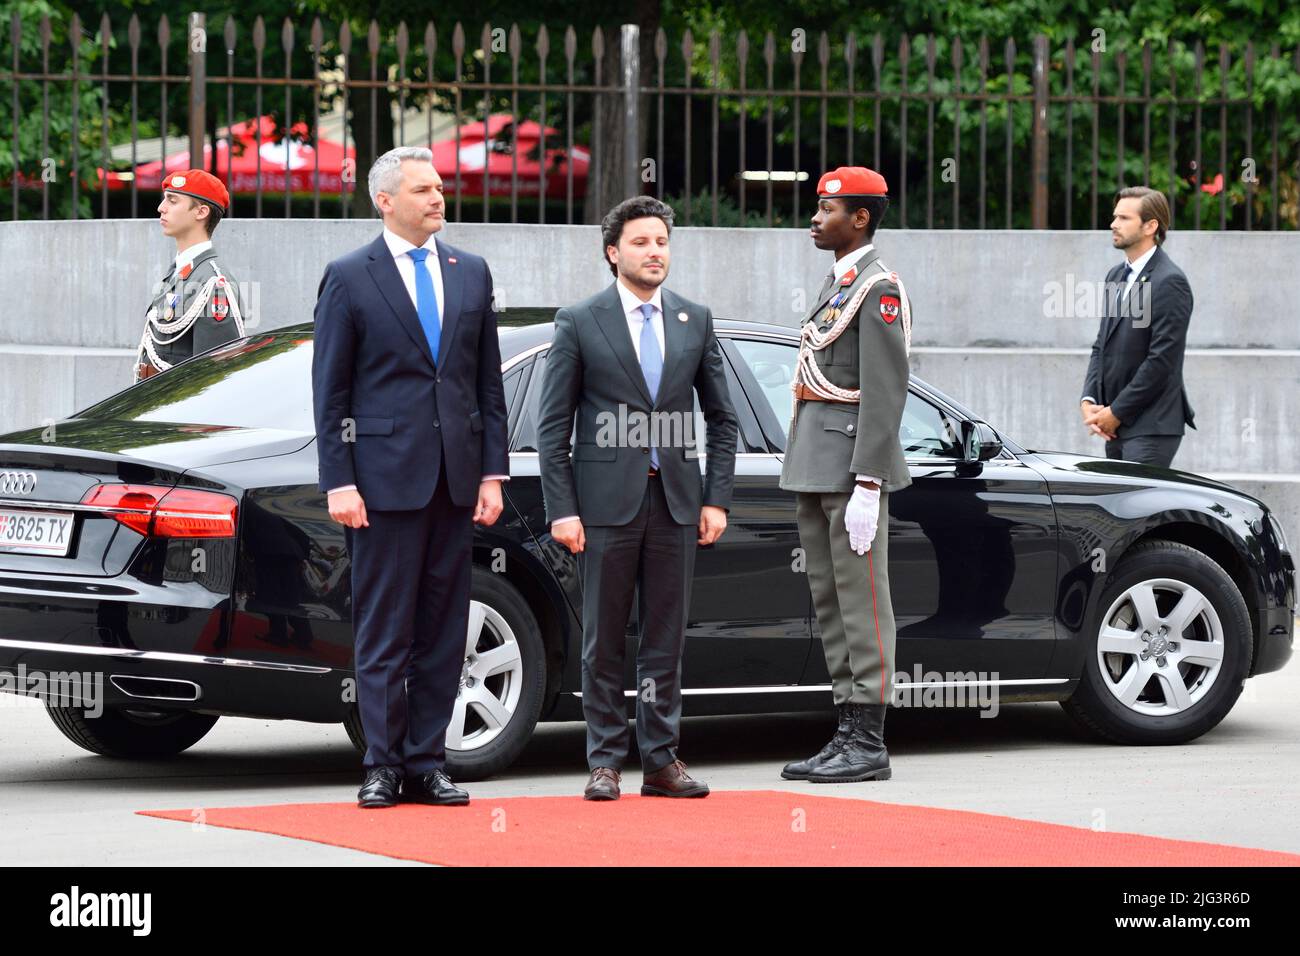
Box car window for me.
[77,334,316,431]
[502,359,529,437]
[512,353,549,452]
[729,338,796,445]
[728,336,963,459]
[900,393,963,459]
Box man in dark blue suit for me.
[1081,186,1196,467]
[312,146,509,809]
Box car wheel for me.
[45,702,219,757]
[344,567,546,781]
[1062,539,1252,744]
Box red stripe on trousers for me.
[868,549,886,702]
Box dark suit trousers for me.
[346,466,473,774]
[1104,434,1182,468]
[579,474,697,773]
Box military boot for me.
[781,703,851,780]
[808,703,891,782]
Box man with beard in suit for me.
[537,196,738,801]
[1081,186,1196,467]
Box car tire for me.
[45,702,219,757]
[1062,539,1252,745]
[343,566,546,781]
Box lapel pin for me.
[447,256,458,264]
[677,311,688,322]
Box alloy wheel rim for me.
[1096,577,1225,717]
[447,599,524,751]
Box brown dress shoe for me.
[584,767,621,800]
[641,758,710,798]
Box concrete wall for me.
[3,219,1298,349]
[1,219,1297,537]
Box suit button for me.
[436,376,441,383]
[434,421,440,429]
[641,448,649,454]
[847,423,854,432]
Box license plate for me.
[0,508,75,556]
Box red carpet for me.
[138,791,1300,866]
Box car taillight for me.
[80,484,238,538]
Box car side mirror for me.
[961,421,1003,463]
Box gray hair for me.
[368,146,433,214]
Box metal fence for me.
[3,12,1299,229]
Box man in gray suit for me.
[537,196,738,801]
[779,166,912,783]
[1081,186,1196,467]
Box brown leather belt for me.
[793,382,856,404]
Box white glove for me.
[845,483,880,555]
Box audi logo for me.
[0,471,37,496]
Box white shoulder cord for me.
[792,266,912,405]
[134,265,246,380]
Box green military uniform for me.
[778,165,912,783]
[780,245,912,705]
[136,168,247,381]
[136,245,247,379]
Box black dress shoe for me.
[403,768,470,806]
[358,766,402,808]
[781,703,850,780]
[808,703,892,782]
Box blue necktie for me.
[638,302,662,470]
[408,247,441,364]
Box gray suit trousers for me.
[1104,434,1181,468]
[579,475,698,772]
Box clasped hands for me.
[1080,400,1121,440]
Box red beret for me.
[161,169,229,214]
[816,166,888,198]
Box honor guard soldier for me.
[779,165,913,783]
[135,169,247,381]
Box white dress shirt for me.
[1079,243,1158,406]
[615,276,666,360]
[825,243,883,488]
[327,227,506,495]
[173,239,212,276]
[550,279,669,528]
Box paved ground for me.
[1,651,1296,865]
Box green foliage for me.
[3,0,1299,226]
[0,0,135,217]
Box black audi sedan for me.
[0,320,1293,779]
